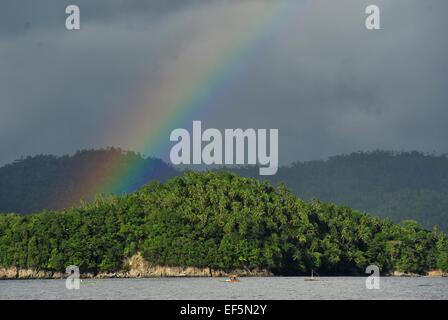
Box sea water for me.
[0,277,447,300]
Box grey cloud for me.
[0,0,447,165]
[0,0,203,38]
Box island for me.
[1,171,447,279]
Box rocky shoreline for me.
[1,254,446,280]
[0,253,272,280]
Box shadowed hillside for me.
[234,151,448,231]
[1,149,447,231]
[0,148,178,213]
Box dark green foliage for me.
[2,150,448,232]
[0,148,177,214]
[0,171,447,275]
[234,151,448,231]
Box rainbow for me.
[81,0,313,199]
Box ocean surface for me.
[0,277,447,300]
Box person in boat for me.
[305,269,320,281]
[226,275,240,282]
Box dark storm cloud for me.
[203,0,448,162]
[0,0,203,37]
[0,0,447,165]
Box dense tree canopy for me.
[0,148,177,214]
[235,151,448,231]
[1,171,447,275]
[1,150,447,233]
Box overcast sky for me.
[1,0,447,165]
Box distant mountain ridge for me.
[0,149,447,231]
[0,148,178,214]
[234,151,448,231]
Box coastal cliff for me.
[0,253,272,279]
[1,253,446,279]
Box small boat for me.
[80,279,100,286]
[304,270,320,281]
[224,275,240,283]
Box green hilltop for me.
[235,151,448,231]
[2,150,448,233]
[1,171,447,276]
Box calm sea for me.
[0,277,447,300]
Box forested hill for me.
[235,151,448,231]
[0,148,177,214]
[1,149,447,232]
[1,171,447,275]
